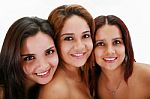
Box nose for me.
[106,45,115,54]
[38,58,49,69]
[74,39,85,51]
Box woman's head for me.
[48,4,95,68]
[0,17,58,86]
[94,15,134,81]
[21,32,58,86]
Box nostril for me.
[74,42,85,49]
[106,47,115,54]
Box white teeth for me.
[73,53,83,56]
[104,57,116,61]
[36,70,49,76]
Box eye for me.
[23,55,35,61]
[64,36,73,41]
[82,34,91,39]
[113,40,122,45]
[45,49,55,55]
[95,41,105,47]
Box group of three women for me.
[0,4,150,99]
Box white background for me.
[0,0,150,64]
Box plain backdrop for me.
[0,0,150,64]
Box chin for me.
[38,79,51,85]
[74,62,86,67]
[39,81,48,85]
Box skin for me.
[21,32,58,90]
[95,24,125,71]
[38,15,93,99]
[0,86,3,99]
[59,15,93,68]
[95,24,150,99]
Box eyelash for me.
[95,40,122,47]
[113,40,122,45]
[64,36,73,41]
[95,42,105,47]
[64,34,91,41]
[82,34,91,39]
[22,49,55,62]
[45,49,55,55]
[23,56,35,61]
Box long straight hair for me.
[93,15,134,98]
[0,17,54,99]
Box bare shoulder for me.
[134,62,150,75]
[38,69,69,99]
[133,62,150,84]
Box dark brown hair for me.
[0,17,54,99]
[93,15,134,98]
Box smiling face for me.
[94,24,125,71]
[21,32,58,85]
[59,15,93,68]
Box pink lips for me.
[103,57,117,63]
[35,68,51,78]
[71,52,85,59]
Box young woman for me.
[0,17,59,99]
[38,4,95,99]
[93,15,150,99]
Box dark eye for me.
[23,56,35,61]
[64,36,73,41]
[83,34,91,38]
[95,41,105,47]
[113,40,121,45]
[46,49,54,55]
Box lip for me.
[103,57,117,63]
[35,68,51,78]
[71,52,86,59]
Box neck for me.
[100,65,124,83]
[61,64,82,82]
[25,79,36,94]
[99,66,126,98]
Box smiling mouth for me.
[35,68,51,77]
[103,57,117,62]
[71,52,86,59]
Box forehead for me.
[96,24,122,39]
[21,32,54,53]
[61,15,90,34]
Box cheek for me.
[60,42,70,55]
[94,48,103,63]
[94,48,103,58]
[87,40,93,51]
[48,55,59,67]
[23,63,34,75]
[119,46,125,57]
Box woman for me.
[93,15,150,99]
[38,4,95,99]
[0,17,59,99]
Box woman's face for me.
[59,15,93,68]
[21,32,58,85]
[94,25,125,71]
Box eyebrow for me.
[60,30,90,37]
[21,46,55,57]
[21,54,34,57]
[112,37,122,40]
[60,33,73,37]
[95,37,122,42]
[45,46,55,52]
[82,30,90,34]
[95,40,104,43]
